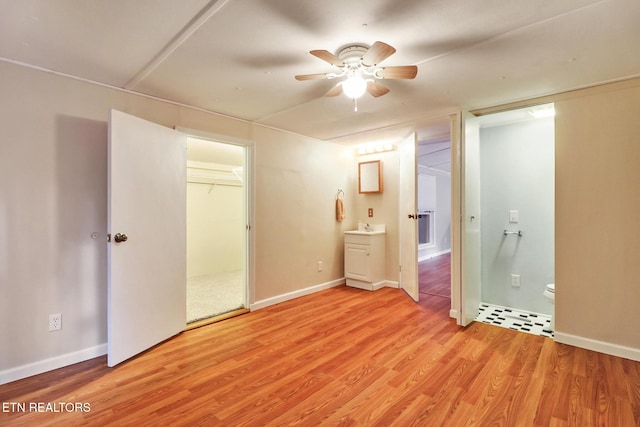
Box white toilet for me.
[543,283,555,331]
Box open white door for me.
[108,109,187,367]
[398,133,419,301]
[460,112,482,326]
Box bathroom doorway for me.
[462,104,555,334]
[185,136,249,326]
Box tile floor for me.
[476,303,554,338]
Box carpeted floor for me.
[187,270,245,323]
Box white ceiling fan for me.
[295,41,418,110]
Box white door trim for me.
[176,127,255,309]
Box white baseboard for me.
[418,249,451,263]
[0,343,107,385]
[1,278,345,384]
[449,308,459,320]
[375,280,399,290]
[554,331,640,362]
[250,278,345,310]
[1,277,431,385]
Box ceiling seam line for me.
[419,147,451,155]
[324,112,457,143]
[0,57,335,143]
[124,0,234,90]
[0,56,252,123]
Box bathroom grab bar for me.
[504,230,523,237]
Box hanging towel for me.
[336,197,345,222]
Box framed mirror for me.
[358,160,383,193]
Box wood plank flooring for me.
[2,285,640,426]
[419,253,451,299]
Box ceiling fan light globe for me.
[342,75,367,99]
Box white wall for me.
[479,117,555,314]
[251,125,355,301]
[186,139,245,278]
[555,80,640,355]
[0,60,352,383]
[187,180,244,277]
[418,171,451,259]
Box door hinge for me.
[399,265,402,272]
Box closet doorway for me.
[186,136,249,327]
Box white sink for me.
[345,224,386,235]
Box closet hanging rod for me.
[187,181,242,188]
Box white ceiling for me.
[1,0,639,144]
[418,140,451,174]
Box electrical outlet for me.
[317,261,323,272]
[49,313,62,331]
[368,208,374,218]
[511,274,521,288]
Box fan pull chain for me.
[354,97,358,112]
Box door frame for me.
[458,112,482,326]
[177,127,255,311]
[452,106,557,326]
[398,119,458,309]
[451,111,484,326]
[413,116,457,315]
[450,113,463,322]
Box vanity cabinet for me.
[344,232,386,291]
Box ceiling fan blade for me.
[367,81,390,97]
[325,84,343,97]
[362,41,396,66]
[377,65,418,79]
[295,73,330,81]
[310,50,344,67]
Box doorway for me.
[185,136,249,326]
[108,111,254,366]
[416,126,452,305]
[461,104,555,331]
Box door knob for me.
[114,233,128,243]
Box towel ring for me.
[336,189,344,199]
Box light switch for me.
[509,210,519,223]
[511,274,521,287]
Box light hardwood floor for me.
[419,253,451,299]
[2,285,639,426]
